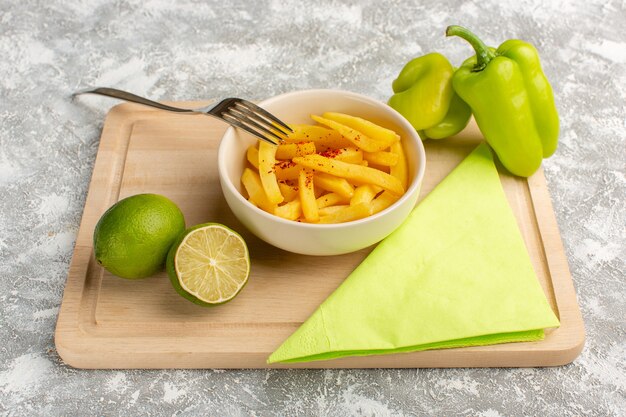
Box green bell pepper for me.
[422,77,472,140]
[388,53,455,131]
[446,25,559,177]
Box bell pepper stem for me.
[446,25,496,72]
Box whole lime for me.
[93,194,185,279]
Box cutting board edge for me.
[54,332,585,369]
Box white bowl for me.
[217,89,426,256]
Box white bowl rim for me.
[218,88,426,229]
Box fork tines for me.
[220,99,293,145]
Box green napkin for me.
[268,143,560,364]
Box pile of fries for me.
[241,112,408,224]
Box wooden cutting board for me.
[55,102,584,369]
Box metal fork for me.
[73,87,292,145]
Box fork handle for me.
[73,87,195,113]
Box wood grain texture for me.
[54,102,585,369]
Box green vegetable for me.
[388,52,455,132]
[423,81,472,140]
[446,25,559,177]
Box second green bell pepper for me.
[422,79,472,140]
[446,25,559,177]
[388,52,455,131]
[389,54,472,140]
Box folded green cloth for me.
[268,143,560,364]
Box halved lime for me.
[166,223,250,306]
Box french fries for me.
[258,141,284,205]
[239,112,408,224]
[318,205,349,217]
[274,199,302,220]
[278,181,299,202]
[241,168,276,213]
[246,146,260,169]
[313,172,354,198]
[320,147,363,164]
[311,115,391,153]
[363,151,399,167]
[390,141,408,190]
[370,191,399,214]
[350,185,379,206]
[274,160,301,181]
[322,112,400,147]
[275,142,316,160]
[292,154,404,195]
[285,125,352,151]
[319,203,371,224]
[299,168,319,222]
[316,192,349,209]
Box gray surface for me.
[0,0,624,415]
